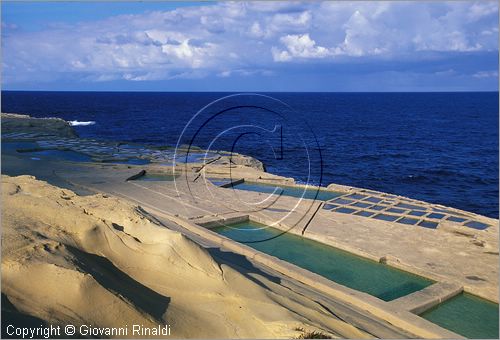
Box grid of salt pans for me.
[323,190,490,230]
[3,134,217,164]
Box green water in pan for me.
[421,292,499,339]
[214,221,432,301]
[230,181,343,201]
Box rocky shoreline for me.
[1,113,265,171]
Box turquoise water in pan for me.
[230,181,343,201]
[213,221,432,301]
[421,293,499,339]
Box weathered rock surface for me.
[1,113,77,138]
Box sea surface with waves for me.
[2,91,498,218]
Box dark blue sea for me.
[2,91,498,218]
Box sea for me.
[2,91,498,218]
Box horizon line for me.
[2,89,499,94]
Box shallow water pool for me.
[18,149,93,162]
[229,181,343,201]
[213,221,433,301]
[1,141,39,152]
[421,292,499,339]
[18,148,151,165]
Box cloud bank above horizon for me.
[2,1,498,91]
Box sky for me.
[1,1,498,92]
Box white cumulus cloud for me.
[273,34,331,61]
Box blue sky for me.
[1,1,498,92]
